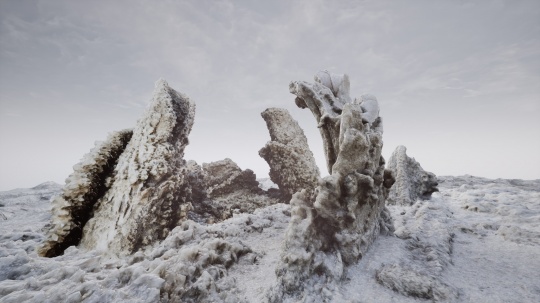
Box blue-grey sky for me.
[1,0,539,190]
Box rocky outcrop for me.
[38,129,133,257]
[203,158,261,198]
[259,108,320,201]
[387,145,438,206]
[199,158,280,222]
[77,79,196,255]
[267,71,395,302]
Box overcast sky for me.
[1,0,539,190]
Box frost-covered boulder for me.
[259,108,320,201]
[267,72,395,302]
[78,79,196,255]
[199,158,280,222]
[387,145,439,206]
[38,129,133,257]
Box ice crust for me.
[0,183,290,302]
[377,195,457,300]
[2,176,539,302]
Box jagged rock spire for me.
[53,79,195,256]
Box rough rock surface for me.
[259,108,320,201]
[79,79,196,255]
[203,158,261,198]
[200,158,281,222]
[387,146,439,206]
[267,72,395,302]
[37,129,133,257]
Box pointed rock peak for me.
[154,77,169,89]
[149,78,192,111]
[387,145,439,206]
[395,145,407,153]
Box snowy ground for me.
[1,176,539,302]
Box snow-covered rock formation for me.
[267,72,395,302]
[38,130,133,257]
[78,79,196,255]
[203,159,261,199]
[259,108,320,201]
[387,145,439,206]
[198,158,281,222]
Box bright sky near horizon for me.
[1,0,539,191]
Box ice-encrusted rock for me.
[387,145,439,206]
[38,129,133,257]
[259,108,320,201]
[198,158,281,222]
[267,72,395,302]
[203,158,261,198]
[314,70,352,104]
[79,79,196,255]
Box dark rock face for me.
[203,158,261,198]
[267,71,395,302]
[38,129,133,257]
[386,145,439,206]
[259,108,320,201]
[199,158,281,222]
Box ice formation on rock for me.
[387,145,439,206]
[38,129,133,257]
[259,108,320,201]
[78,79,196,255]
[203,158,261,199]
[267,72,395,302]
[196,158,281,222]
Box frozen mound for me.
[37,130,133,257]
[259,108,320,201]
[79,79,196,255]
[189,158,281,223]
[387,145,438,206]
[378,195,457,300]
[267,71,395,302]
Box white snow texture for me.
[1,76,539,303]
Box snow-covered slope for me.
[1,176,539,302]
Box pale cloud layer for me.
[1,0,539,190]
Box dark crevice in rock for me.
[39,130,132,257]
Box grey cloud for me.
[0,0,539,190]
